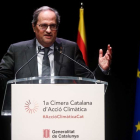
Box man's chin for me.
[43,40,54,47]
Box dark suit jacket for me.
[0,38,107,85]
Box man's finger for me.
[99,49,103,58]
[106,50,112,59]
[107,44,112,53]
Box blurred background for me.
[0,1,139,140]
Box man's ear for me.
[32,23,36,32]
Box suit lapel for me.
[24,38,64,77]
[54,38,65,76]
[25,38,38,77]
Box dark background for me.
[0,1,139,140]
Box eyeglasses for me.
[37,24,58,31]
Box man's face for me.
[32,10,58,47]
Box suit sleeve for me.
[0,45,15,92]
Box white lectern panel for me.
[12,84,104,140]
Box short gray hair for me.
[32,6,60,26]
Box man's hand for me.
[98,44,112,71]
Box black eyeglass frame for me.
[36,24,58,31]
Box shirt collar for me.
[36,39,54,52]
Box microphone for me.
[14,46,41,84]
[55,46,95,79]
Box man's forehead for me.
[38,10,56,19]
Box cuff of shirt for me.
[98,64,110,75]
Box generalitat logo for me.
[24,100,39,114]
[43,129,50,138]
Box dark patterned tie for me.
[42,47,50,76]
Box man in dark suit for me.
[0,6,112,139]
[0,6,112,87]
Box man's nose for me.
[46,26,51,32]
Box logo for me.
[24,100,39,114]
[43,129,50,138]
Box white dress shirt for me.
[36,40,54,83]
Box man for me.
[0,6,112,87]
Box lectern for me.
[1,76,108,140]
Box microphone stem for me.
[59,51,95,79]
[14,47,41,84]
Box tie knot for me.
[44,47,50,54]
[40,47,50,54]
